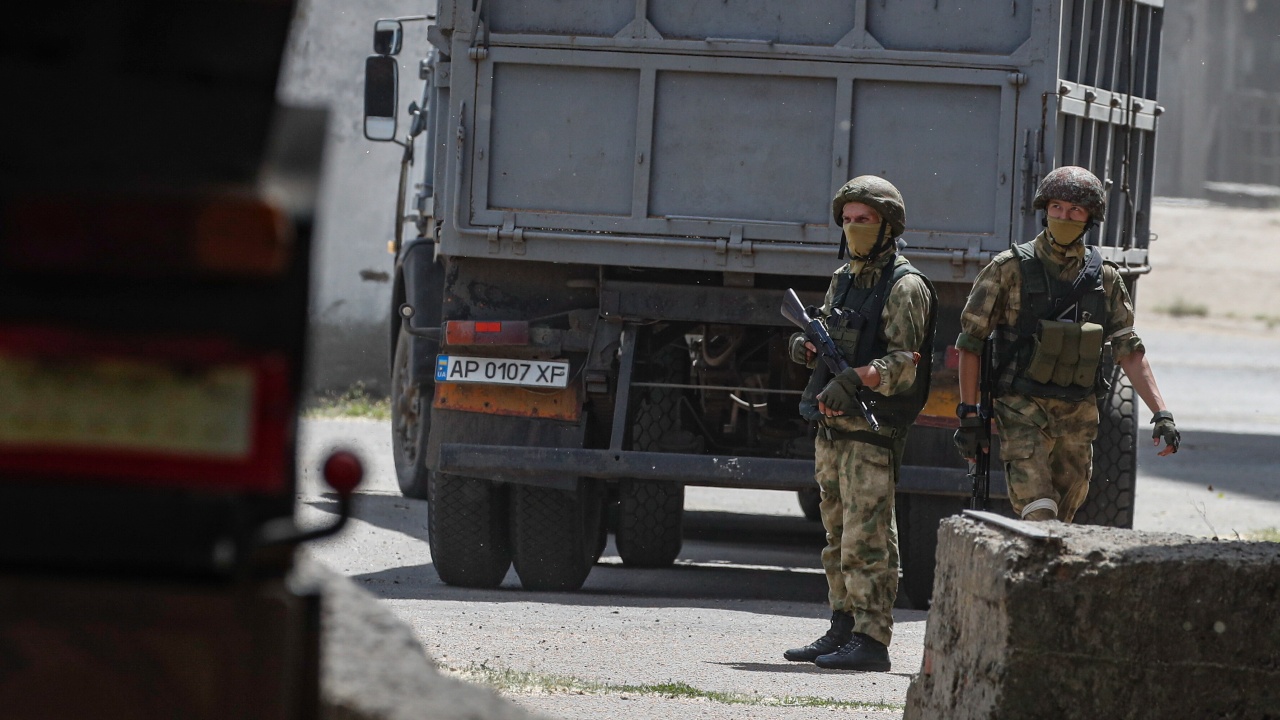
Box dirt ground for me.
[1142,199,1280,326]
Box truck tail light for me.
[944,346,961,370]
[0,326,292,494]
[444,320,530,346]
[1,192,291,278]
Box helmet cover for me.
[831,175,906,237]
[1032,166,1107,223]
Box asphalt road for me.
[297,326,1280,720]
[298,420,923,719]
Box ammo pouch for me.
[1024,320,1103,387]
[825,306,863,359]
[1009,320,1103,401]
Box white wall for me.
[278,0,438,395]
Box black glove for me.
[817,367,863,414]
[1151,410,1180,453]
[952,415,989,460]
[787,332,813,366]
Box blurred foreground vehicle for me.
[0,2,349,717]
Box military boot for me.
[783,611,854,662]
[814,632,891,672]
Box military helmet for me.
[831,175,906,237]
[1032,166,1107,223]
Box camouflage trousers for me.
[994,394,1099,522]
[814,432,900,647]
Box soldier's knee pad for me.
[1021,497,1059,522]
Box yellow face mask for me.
[843,222,882,258]
[1047,217,1088,247]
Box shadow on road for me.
[1137,430,1280,503]
[713,661,917,679]
[306,494,838,616]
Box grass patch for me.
[303,382,391,421]
[1157,298,1209,318]
[442,662,901,711]
[1248,528,1280,543]
[1253,314,1280,330]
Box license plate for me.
[435,355,570,388]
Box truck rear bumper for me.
[438,443,1008,497]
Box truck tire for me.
[896,493,958,610]
[616,349,685,568]
[510,480,604,591]
[428,473,511,588]
[1076,368,1137,528]
[391,327,431,499]
[616,479,684,567]
[797,487,822,521]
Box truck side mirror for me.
[373,18,403,56]
[363,55,398,141]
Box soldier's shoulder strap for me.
[990,247,1021,266]
[888,253,933,285]
[1011,239,1039,268]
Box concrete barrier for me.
[293,554,551,720]
[905,513,1280,719]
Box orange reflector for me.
[444,320,530,346]
[193,196,291,275]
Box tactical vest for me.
[825,254,937,429]
[993,241,1107,402]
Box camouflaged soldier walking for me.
[953,166,1181,523]
[783,176,937,672]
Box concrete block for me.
[905,515,1280,720]
[291,554,551,720]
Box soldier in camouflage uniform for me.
[782,176,937,672]
[954,166,1181,523]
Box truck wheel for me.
[616,351,686,568]
[1077,368,1137,528]
[510,480,604,591]
[428,473,511,588]
[616,479,684,567]
[796,487,822,521]
[391,327,432,499]
[895,493,962,610]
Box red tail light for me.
[1,192,292,278]
[444,320,530,346]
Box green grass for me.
[1248,528,1280,543]
[1157,298,1209,318]
[441,662,901,711]
[303,382,391,421]
[1253,314,1280,330]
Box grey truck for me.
[363,0,1164,606]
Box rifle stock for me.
[781,289,879,430]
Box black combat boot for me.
[814,632,891,671]
[783,611,854,662]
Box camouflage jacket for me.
[798,251,933,433]
[956,231,1142,360]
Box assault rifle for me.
[968,339,994,511]
[781,288,880,431]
